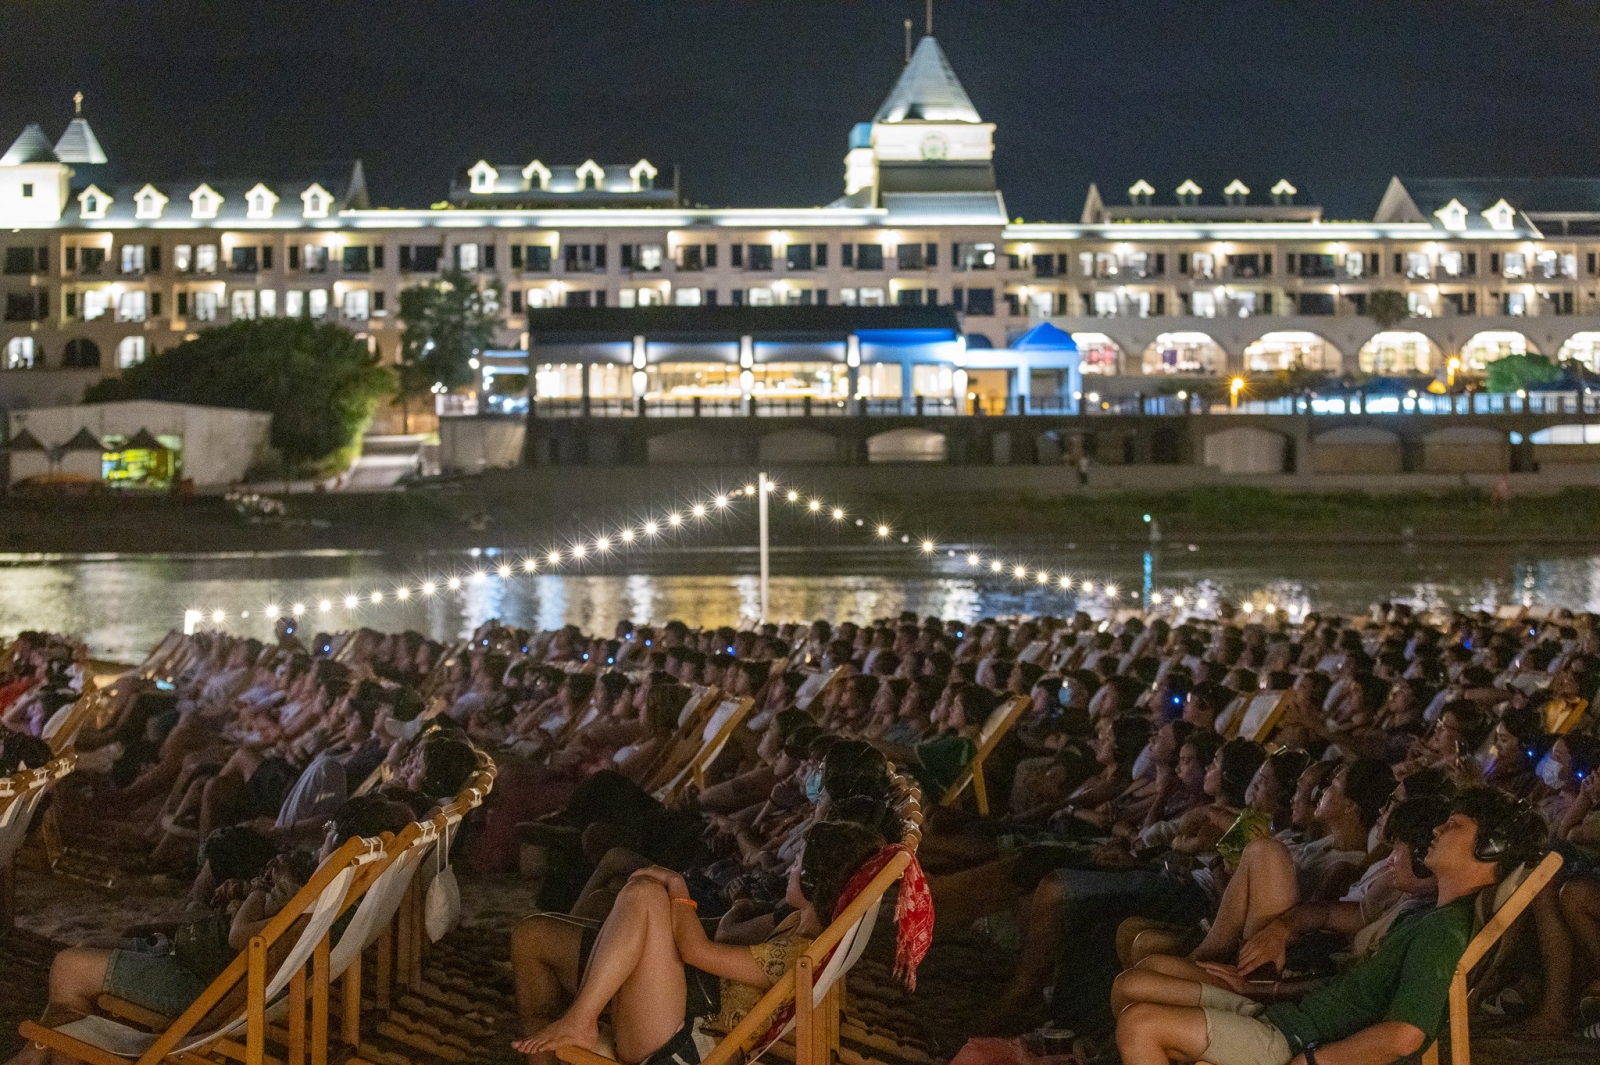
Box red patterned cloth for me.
[832,843,934,990]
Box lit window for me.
[117,290,147,322]
[1190,291,1216,318]
[746,286,774,306]
[858,287,885,307]
[1407,291,1432,318]
[1405,252,1431,279]
[1439,251,1462,277]
[78,185,110,219]
[174,245,193,272]
[231,289,257,320]
[83,290,109,320]
[120,245,145,274]
[1502,253,1526,279]
[1192,252,1215,279]
[117,336,146,368]
[1343,252,1365,277]
[1093,291,1119,317]
[456,243,479,271]
[258,289,277,317]
[636,287,665,307]
[195,245,218,274]
[342,289,369,320]
[6,336,35,369]
[673,287,702,306]
[638,245,663,271]
[838,288,858,305]
[193,291,218,321]
[308,289,328,318]
[285,290,304,317]
[302,245,329,273]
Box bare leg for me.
[4,948,116,1065]
[1192,836,1297,964]
[571,848,649,922]
[1114,1002,1212,1065]
[1561,878,1600,998]
[1524,880,1574,1034]
[929,855,1018,937]
[515,878,687,1064]
[1110,954,1212,1014]
[510,915,584,1065]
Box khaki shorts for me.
[1197,984,1294,1065]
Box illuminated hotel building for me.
[7,42,1600,414]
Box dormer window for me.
[1176,179,1202,207]
[1270,179,1297,206]
[576,160,605,192]
[300,183,333,219]
[1223,179,1250,206]
[190,183,222,220]
[245,183,279,220]
[522,160,551,191]
[468,161,498,194]
[1128,179,1154,206]
[135,184,169,220]
[78,184,110,220]
[629,159,658,192]
[1482,198,1516,232]
[1434,198,1469,232]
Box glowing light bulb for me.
[265,604,279,618]
[1013,565,1027,579]
[292,603,305,616]
[595,537,610,552]
[968,554,981,566]
[620,528,634,543]
[808,499,821,512]
[523,558,536,572]
[318,600,332,613]
[344,595,358,608]
[692,504,706,518]
[471,569,487,582]
[1265,603,1277,614]
[547,551,561,564]
[831,508,844,520]
[1082,581,1094,593]
[396,587,410,600]
[1059,576,1073,589]
[212,609,225,623]
[421,582,436,596]
[743,484,756,495]
[1173,595,1185,607]
[878,525,891,538]
[1242,602,1254,613]
[917,540,933,553]
[787,490,799,502]
[990,560,1003,573]
[1036,571,1050,584]
[668,513,682,527]
[644,521,659,536]
[370,591,383,603]
[1151,593,1163,604]
[447,577,462,590]
[714,495,728,509]
[497,564,512,577]
[571,544,586,559]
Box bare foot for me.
[513,1012,601,1058]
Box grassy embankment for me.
[3,480,1600,555]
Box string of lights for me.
[180,474,1275,630]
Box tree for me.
[398,269,502,428]
[1366,290,1409,329]
[86,318,393,474]
[1485,353,1564,394]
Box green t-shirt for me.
[1262,894,1476,1051]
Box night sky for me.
[6,0,1600,220]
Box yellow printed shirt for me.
[717,912,814,1035]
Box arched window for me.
[62,338,102,368]
[117,336,147,368]
[6,336,36,369]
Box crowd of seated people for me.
[11,601,1600,1065]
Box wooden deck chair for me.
[1215,694,1250,739]
[638,685,721,794]
[20,834,384,1065]
[1420,850,1563,1065]
[0,754,76,929]
[1238,690,1292,744]
[793,668,841,712]
[43,682,106,755]
[939,695,1029,817]
[135,630,186,681]
[557,847,915,1065]
[655,696,756,803]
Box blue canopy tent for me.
[958,321,1081,412]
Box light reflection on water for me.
[3,545,1600,661]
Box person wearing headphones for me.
[1110,787,1543,1065]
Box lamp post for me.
[758,471,771,622]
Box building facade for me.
[7,41,1600,414]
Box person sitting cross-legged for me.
[1110,787,1543,1065]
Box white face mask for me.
[1537,752,1566,789]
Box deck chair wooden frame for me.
[20,834,384,1065]
[638,684,721,794]
[557,849,914,1065]
[43,682,106,755]
[1419,850,1563,1065]
[793,668,841,712]
[655,695,756,804]
[939,695,1029,817]
[1238,690,1292,744]
[1,753,76,929]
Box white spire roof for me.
[874,36,981,123]
[1,123,57,165]
[54,117,107,164]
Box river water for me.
[2,542,1598,661]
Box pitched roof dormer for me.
[77,183,111,219]
[1434,198,1469,232]
[629,159,658,191]
[245,182,279,219]
[300,182,333,218]
[1482,198,1517,232]
[575,160,605,190]
[468,160,498,194]
[189,183,222,220]
[134,183,168,220]
[1127,179,1155,205]
[523,160,552,190]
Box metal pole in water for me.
[758,471,771,622]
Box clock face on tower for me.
[920,132,949,161]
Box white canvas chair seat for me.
[0,756,74,866]
[655,696,755,802]
[28,838,381,1064]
